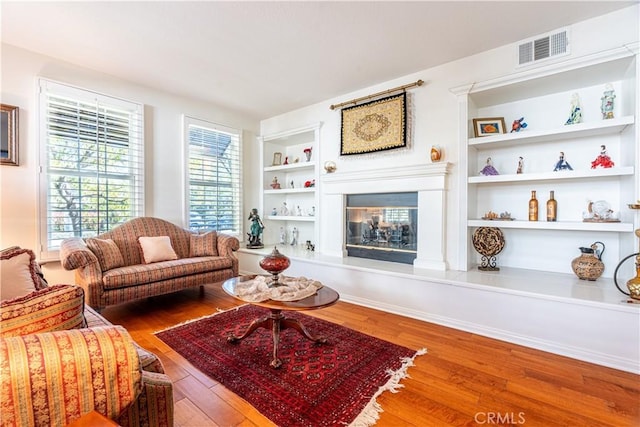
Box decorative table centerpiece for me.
[259,246,291,287]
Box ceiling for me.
[1,1,636,120]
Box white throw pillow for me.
[1,251,37,300]
[138,236,178,264]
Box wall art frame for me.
[1,103,19,166]
[472,117,506,137]
[340,92,406,156]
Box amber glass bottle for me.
[528,190,538,221]
[546,190,557,221]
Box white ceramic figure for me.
[565,93,582,125]
[601,84,616,119]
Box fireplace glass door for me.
[346,192,417,264]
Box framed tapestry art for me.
[340,93,406,156]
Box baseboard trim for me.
[342,293,640,374]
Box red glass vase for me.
[259,246,290,287]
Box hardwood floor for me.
[100,284,640,427]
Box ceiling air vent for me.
[518,28,569,67]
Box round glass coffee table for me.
[222,275,339,368]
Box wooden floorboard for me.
[100,283,640,427]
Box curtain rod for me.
[329,79,424,110]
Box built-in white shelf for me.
[455,47,638,277]
[260,122,321,248]
[267,215,315,222]
[263,162,315,172]
[468,166,634,184]
[467,219,633,232]
[468,116,634,150]
[264,188,315,195]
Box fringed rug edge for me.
[347,347,428,427]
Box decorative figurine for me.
[565,93,582,125]
[304,147,312,162]
[510,117,527,132]
[483,211,499,220]
[246,208,265,249]
[271,207,277,216]
[601,84,616,119]
[283,156,289,165]
[304,179,315,187]
[479,157,499,176]
[553,151,573,171]
[517,156,524,174]
[270,176,281,189]
[290,180,294,188]
[591,145,615,169]
[279,226,287,244]
[296,205,303,216]
[290,227,298,246]
[280,202,289,216]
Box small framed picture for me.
[272,152,282,166]
[1,104,19,166]
[472,117,506,137]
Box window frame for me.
[37,78,145,261]
[182,115,243,239]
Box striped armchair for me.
[60,217,239,310]
[0,247,173,426]
[1,325,173,427]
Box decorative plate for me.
[472,227,505,257]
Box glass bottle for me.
[546,191,557,222]
[528,190,538,221]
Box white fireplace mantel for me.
[322,163,450,193]
[321,162,452,271]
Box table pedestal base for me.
[227,308,327,368]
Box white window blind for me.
[183,116,242,237]
[38,79,144,259]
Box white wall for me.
[256,5,640,271]
[0,43,259,283]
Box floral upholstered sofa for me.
[60,217,240,310]
[0,246,173,426]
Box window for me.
[183,116,242,237]
[38,79,144,259]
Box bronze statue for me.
[247,208,265,249]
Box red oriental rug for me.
[155,304,426,427]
